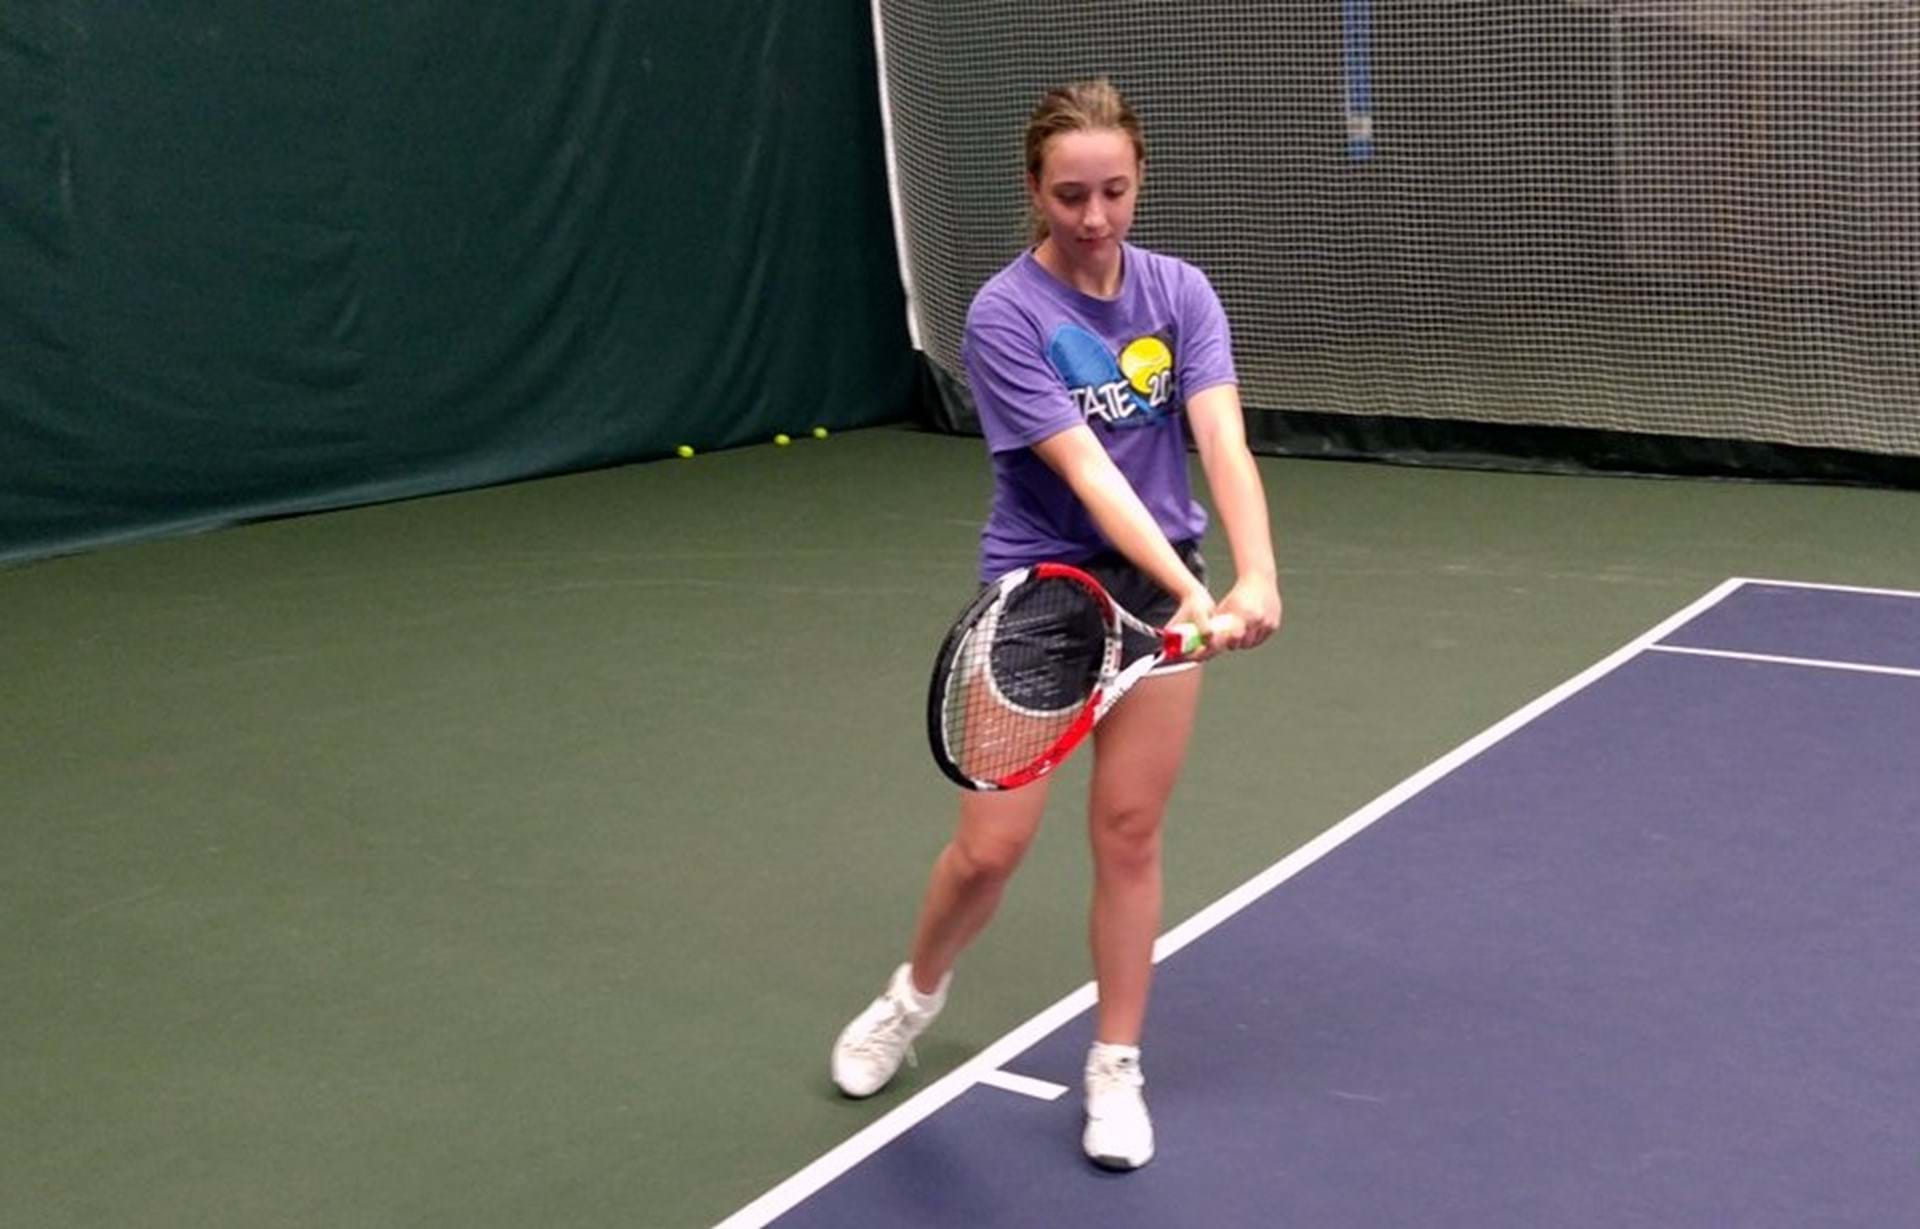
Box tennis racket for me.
[926,562,1222,792]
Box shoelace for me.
[848,998,921,1070]
[1086,1057,1143,1099]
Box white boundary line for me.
[1646,576,1920,680]
[1645,644,1920,680]
[1724,576,1920,601]
[712,576,1773,1229]
[976,1069,1070,1102]
[714,986,1101,1229]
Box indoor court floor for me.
[6,425,1916,1228]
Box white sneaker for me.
[831,964,949,1098]
[1083,1042,1154,1170]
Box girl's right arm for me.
[1029,424,1222,642]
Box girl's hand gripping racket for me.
[926,562,1227,791]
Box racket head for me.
[926,564,1121,791]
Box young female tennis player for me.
[832,79,1282,1171]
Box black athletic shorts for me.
[1074,539,1207,628]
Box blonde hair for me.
[1024,79,1146,242]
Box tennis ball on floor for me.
[675,444,694,458]
[812,426,829,439]
[774,433,791,446]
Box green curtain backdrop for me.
[0,2,913,562]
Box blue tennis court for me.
[722,578,1920,1229]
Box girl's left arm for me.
[1186,384,1282,649]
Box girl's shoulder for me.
[966,254,1070,353]
[967,251,1044,316]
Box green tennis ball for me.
[812,426,829,439]
[675,444,694,458]
[774,433,791,446]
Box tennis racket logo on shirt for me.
[1047,326,1175,431]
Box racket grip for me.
[1168,613,1244,660]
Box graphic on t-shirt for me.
[1046,324,1174,430]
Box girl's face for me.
[1029,128,1141,271]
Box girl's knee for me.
[951,828,1032,884]
[1090,802,1164,877]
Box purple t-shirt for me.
[960,244,1237,580]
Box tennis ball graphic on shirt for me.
[1118,335,1173,401]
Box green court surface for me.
[5,425,1915,1228]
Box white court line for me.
[1646,644,1920,680]
[713,578,1755,1229]
[1725,576,1920,602]
[976,1069,1070,1102]
[712,987,1101,1229]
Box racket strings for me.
[1118,619,1163,664]
[943,577,1109,782]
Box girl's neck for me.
[1033,237,1124,300]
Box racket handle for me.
[1166,622,1207,659]
[1166,613,1245,660]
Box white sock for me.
[900,966,949,1011]
[1089,1041,1141,1065]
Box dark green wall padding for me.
[0,2,913,563]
